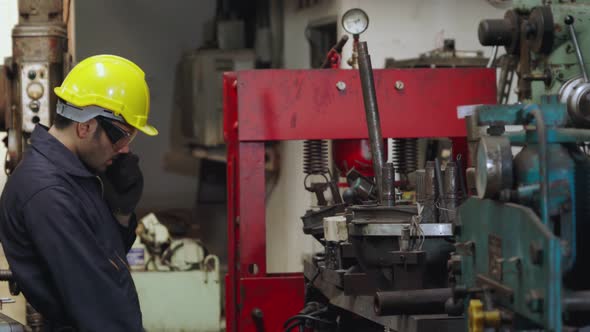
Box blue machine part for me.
[458,198,562,330]
[459,1,590,330]
[456,98,590,331]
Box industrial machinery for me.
[0,0,68,174]
[223,44,495,332]
[0,1,68,330]
[294,38,484,330]
[128,213,222,332]
[450,0,590,331]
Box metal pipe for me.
[434,158,448,223]
[443,161,459,222]
[381,163,395,206]
[486,45,499,68]
[456,155,467,199]
[564,291,590,312]
[0,269,12,281]
[358,41,385,203]
[374,288,452,316]
[529,107,549,224]
[423,161,438,223]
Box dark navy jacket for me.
[0,125,142,331]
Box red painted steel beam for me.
[238,275,305,331]
[235,68,496,141]
[223,72,239,332]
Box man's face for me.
[78,119,136,173]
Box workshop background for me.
[0,0,510,330]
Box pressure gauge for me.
[342,8,369,35]
[26,82,44,100]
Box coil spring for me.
[392,138,418,175]
[303,140,329,175]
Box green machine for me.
[451,1,590,331]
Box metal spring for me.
[392,138,418,175]
[303,140,329,175]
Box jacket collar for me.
[30,125,95,178]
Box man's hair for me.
[53,99,75,129]
[53,113,75,129]
[53,100,104,140]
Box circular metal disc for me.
[475,136,513,198]
[342,8,369,35]
[528,6,554,54]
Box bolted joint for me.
[448,254,462,276]
[251,307,263,320]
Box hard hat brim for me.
[138,124,158,136]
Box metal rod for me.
[434,158,448,223]
[566,16,589,83]
[382,163,395,206]
[358,41,385,203]
[456,154,467,199]
[564,291,590,312]
[529,107,549,224]
[374,288,452,316]
[486,45,499,68]
[0,269,12,281]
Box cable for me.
[284,321,303,332]
[284,314,334,328]
[283,306,334,332]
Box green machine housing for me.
[453,1,590,331]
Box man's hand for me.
[100,153,144,219]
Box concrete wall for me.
[75,0,216,211]
[266,0,505,273]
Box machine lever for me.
[358,42,386,203]
[565,15,589,83]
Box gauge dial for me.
[342,8,369,35]
[26,82,44,100]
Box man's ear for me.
[76,119,97,139]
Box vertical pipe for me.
[382,163,395,206]
[423,162,438,223]
[357,42,385,203]
[434,158,449,223]
[443,161,459,222]
[529,108,549,224]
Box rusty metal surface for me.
[488,234,503,281]
[12,29,66,63]
[235,68,496,141]
[0,65,10,130]
[18,0,63,23]
[5,0,67,173]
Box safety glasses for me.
[95,116,137,150]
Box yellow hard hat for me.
[54,54,158,136]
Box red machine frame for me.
[224,68,496,332]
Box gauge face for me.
[26,82,44,100]
[342,8,369,35]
